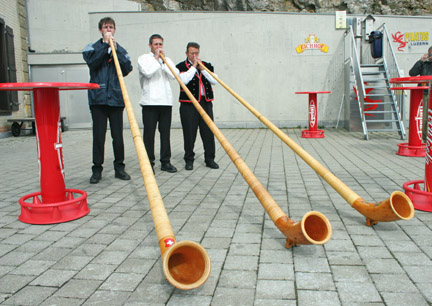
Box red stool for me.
[0,82,99,223]
[295,91,331,138]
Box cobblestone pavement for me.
[0,128,431,306]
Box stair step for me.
[365,119,398,123]
[362,72,385,75]
[364,86,390,89]
[362,78,387,82]
[366,94,393,97]
[365,111,395,114]
[364,102,394,105]
[368,128,401,132]
[361,64,384,68]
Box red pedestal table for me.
[0,82,99,223]
[391,76,432,212]
[295,91,331,138]
[389,83,427,157]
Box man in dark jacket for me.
[176,42,219,171]
[83,17,133,184]
[409,46,432,143]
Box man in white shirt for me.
[137,34,178,173]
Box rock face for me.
[139,0,431,15]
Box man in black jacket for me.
[409,46,432,143]
[83,17,133,184]
[176,42,219,171]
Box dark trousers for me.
[90,105,125,173]
[141,105,172,165]
[179,101,215,163]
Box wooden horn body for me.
[161,54,331,247]
[197,62,414,226]
[109,40,210,290]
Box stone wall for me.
[0,0,30,136]
[138,0,432,15]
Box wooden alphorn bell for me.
[109,40,211,290]
[161,54,332,248]
[198,62,414,226]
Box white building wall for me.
[25,1,432,129]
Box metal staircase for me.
[359,62,405,139]
[345,22,406,140]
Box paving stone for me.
[74,263,117,280]
[258,263,294,280]
[30,269,76,287]
[255,279,295,299]
[1,285,56,306]
[166,294,212,306]
[53,279,101,299]
[217,269,257,288]
[296,272,336,290]
[0,274,35,294]
[82,290,130,306]
[99,272,144,291]
[211,287,255,306]
[381,292,429,306]
[297,290,341,306]
[336,281,382,303]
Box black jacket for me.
[409,60,432,77]
[83,39,133,107]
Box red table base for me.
[296,91,330,139]
[390,85,427,157]
[302,129,325,138]
[403,180,432,212]
[19,189,89,224]
[397,142,426,157]
[0,82,98,224]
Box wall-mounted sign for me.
[296,34,329,54]
[392,31,429,51]
[335,11,346,29]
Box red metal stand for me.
[0,82,99,224]
[295,91,331,138]
[391,76,432,212]
[390,86,427,157]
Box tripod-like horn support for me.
[109,40,210,290]
[161,54,331,247]
[198,62,414,226]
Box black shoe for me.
[115,169,131,180]
[185,162,193,171]
[90,172,101,184]
[161,163,177,173]
[206,161,219,169]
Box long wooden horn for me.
[161,54,331,248]
[109,40,211,290]
[198,62,414,226]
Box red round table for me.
[0,82,99,223]
[295,91,331,138]
[390,76,432,212]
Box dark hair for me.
[186,42,200,52]
[98,17,116,30]
[149,34,163,44]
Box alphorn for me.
[198,62,414,226]
[109,40,211,290]
[161,54,332,248]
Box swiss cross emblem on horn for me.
[164,238,175,247]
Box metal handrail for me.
[345,25,368,138]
